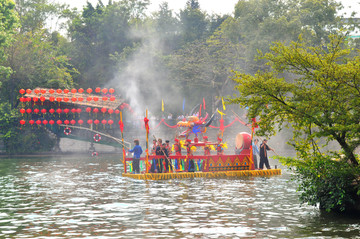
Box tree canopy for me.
[228,34,360,211]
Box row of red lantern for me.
[19,88,115,95]
[19,95,116,103]
[20,108,120,115]
[20,119,117,126]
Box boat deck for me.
[122,168,281,180]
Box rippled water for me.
[0,156,359,238]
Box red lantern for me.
[94,119,99,125]
[43,120,48,125]
[93,108,99,114]
[108,109,114,114]
[20,120,26,125]
[26,97,31,103]
[78,97,84,102]
[19,89,25,94]
[70,120,76,125]
[49,89,55,94]
[26,109,32,114]
[63,97,69,102]
[115,109,120,114]
[101,119,107,125]
[95,87,101,93]
[49,96,55,102]
[102,97,108,101]
[32,97,39,102]
[34,89,40,95]
[63,108,70,114]
[93,96,99,102]
[49,108,55,114]
[20,109,25,114]
[76,108,82,114]
[86,107,91,113]
[86,88,92,94]
[33,108,39,114]
[56,109,62,114]
[40,96,46,102]
[110,96,116,101]
[71,88,77,94]
[64,89,69,94]
[64,120,70,125]
[109,88,115,94]
[26,89,32,94]
[102,88,108,94]
[71,108,76,114]
[49,120,55,125]
[78,119,83,125]
[19,97,25,103]
[56,120,62,125]
[29,120,34,125]
[86,97,92,102]
[87,119,93,125]
[71,97,77,102]
[56,89,62,94]
[56,97,62,103]
[36,120,41,125]
[108,119,114,125]
[101,107,107,114]
[40,89,46,94]
[78,88,84,94]
[41,109,47,114]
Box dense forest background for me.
[0,0,359,152]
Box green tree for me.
[0,0,19,78]
[228,34,360,212]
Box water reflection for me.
[0,157,359,238]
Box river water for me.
[0,156,359,238]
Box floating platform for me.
[122,168,281,180]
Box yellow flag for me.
[222,97,226,111]
[162,99,164,112]
[217,109,226,116]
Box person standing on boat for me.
[128,139,143,174]
[203,136,211,156]
[252,138,260,169]
[161,143,173,173]
[150,139,158,173]
[174,138,182,171]
[216,137,224,155]
[165,140,172,155]
[185,139,195,172]
[155,138,164,173]
[259,139,274,169]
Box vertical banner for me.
[182,98,185,112]
[222,97,226,111]
[144,109,150,173]
[162,99,164,112]
[203,97,206,110]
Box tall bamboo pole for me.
[120,111,126,173]
[145,109,149,173]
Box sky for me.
[57,0,360,16]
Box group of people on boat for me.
[128,136,275,174]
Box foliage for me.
[0,102,55,154]
[229,34,360,211]
[0,0,19,77]
[280,154,360,212]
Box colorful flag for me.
[162,99,164,112]
[203,98,206,110]
[222,97,226,111]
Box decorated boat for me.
[122,110,281,180]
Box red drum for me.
[235,132,252,150]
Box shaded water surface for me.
[0,156,359,238]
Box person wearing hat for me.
[128,139,143,174]
[216,137,224,155]
[174,138,182,171]
[185,139,195,172]
[165,140,172,156]
[150,139,158,173]
[203,136,211,156]
[259,139,274,169]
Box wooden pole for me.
[145,109,149,173]
[120,111,126,173]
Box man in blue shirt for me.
[128,139,143,174]
[252,138,260,169]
